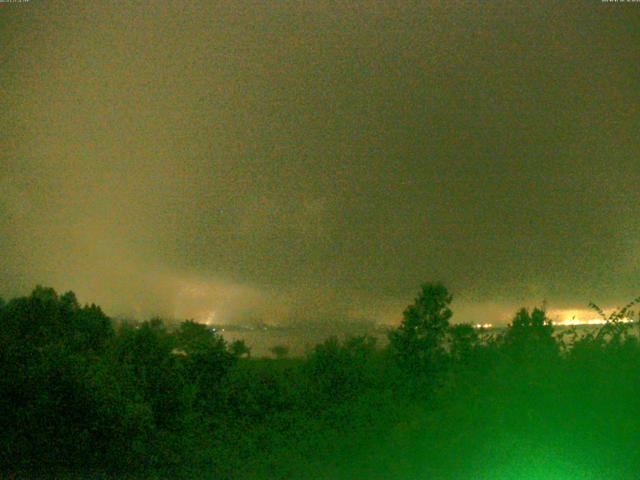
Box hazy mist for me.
[2,1,639,325]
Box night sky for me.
[1,1,639,326]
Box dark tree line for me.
[1,284,640,479]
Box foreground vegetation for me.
[2,284,640,479]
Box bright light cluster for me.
[554,317,634,326]
[474,323,493,329]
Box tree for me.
[589,296,640,343]
[307,335,377,401]
[174,320,235,404]
[115,319,189,430]
[229,339,251,358]
[448,323,479,365]
[0,286,113,353]
[269,345,289,359]
[502,307,558,363]
[388,283,453,374]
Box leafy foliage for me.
[3,284,640,479]
[388,282,453,374]
[269,344,290,359]
[501,306,559,362]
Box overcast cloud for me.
[2,1,639,326]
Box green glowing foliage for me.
[3,286,640,478]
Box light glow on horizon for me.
[554,317,634,326]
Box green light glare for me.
[468,439,599,480]
[486,461,592,480]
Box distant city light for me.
[474,323,493,329]
[554,317,634,326]
[470,317,636,330]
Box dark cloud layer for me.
[2,1,639,325]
